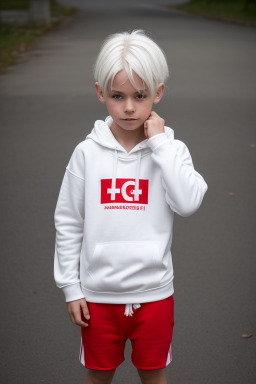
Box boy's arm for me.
[145,112,208,216]
[54,143,86,302]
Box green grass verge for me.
[50,0,77,17]
[169,0,256,26]
[0,1,78,73]
[0,1,30,11]
[0,0,76,14]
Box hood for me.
[86,116,174,203]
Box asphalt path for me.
[0,1,256,383]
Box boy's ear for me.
[153,83,165,104]
[95,82,106,103]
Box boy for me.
[54,30,207,384]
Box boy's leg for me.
[137,368,167,384]
[85,368,116,384]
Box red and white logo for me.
[101,178,148,204]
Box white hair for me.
[94,30,169,97]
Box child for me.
[54,30,207,384]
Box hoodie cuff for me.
[62,282,85,302]
[147,133,170,152]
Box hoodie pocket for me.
[88,241,162,293]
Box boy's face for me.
[95,70,164,134]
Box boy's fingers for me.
[73,309,89,327]
[81,302,90,321]
[78,319,89,327]
[66,299,89,327]
[150,111,161,119]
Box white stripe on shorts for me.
[79,336,85,366]
[165,342,172,366]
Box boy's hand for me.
[144,111,165,139]
[67,298,90,327]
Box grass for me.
[0,0,76,14]
[50,0,78,17]
[0,1,30,11]
[0,1,78,73]
[169,0,256,26]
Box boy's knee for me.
[85,368,115,384]
[137,368,167,384]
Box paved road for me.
[0,1,256,383]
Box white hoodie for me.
[54,116,207,304]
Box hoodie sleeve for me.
[54,143,85,302]
[147,132,208,217]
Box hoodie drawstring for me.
[134,151,142,201]
[108,149,119,200]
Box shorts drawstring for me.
[124,303,141,317]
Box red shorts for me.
[79,296,174,371]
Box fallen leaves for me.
[241,333,253,339]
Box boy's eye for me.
[112,94,122,100]
[136,94,146,99]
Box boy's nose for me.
[124,98,135,113]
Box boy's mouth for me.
[123,118,137,121]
